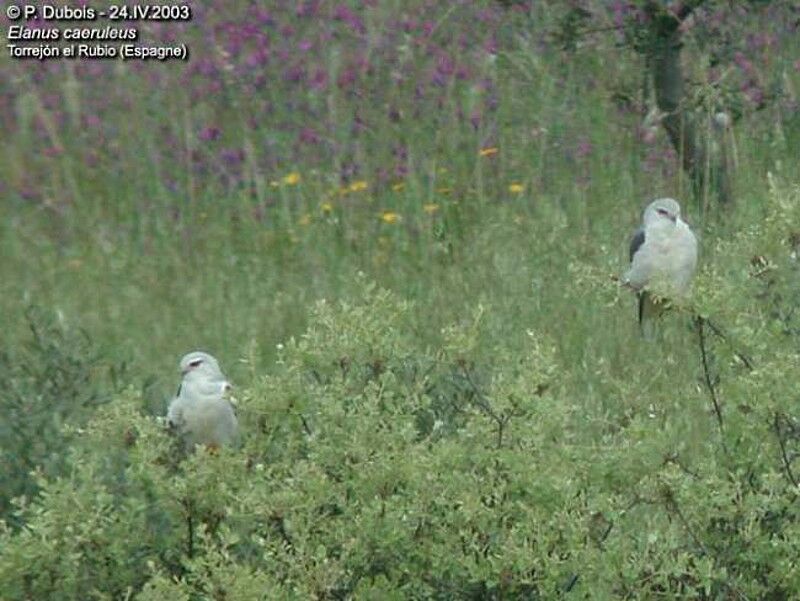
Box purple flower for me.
[742,84,764,106]
[340,160,359,183]
[296,1,320,17]
[220,148,245,166]
[246,48,269,69]
[84,114,102,129]
[310,68,328,91]
[477,9,495,23]
[432,52,455,86]
[470,110,481,131]
[19,184,42,202]
[337,67,357,89]
[249,7,274,26]
[333,5,366,34]
[576,137,593,159]
[352,112,366,135]
[733,51,754,76]
[392,144,407,161]
[298,127,320,145]
[611,0,628,29]
[199,126,221,142]
[190,57,218,78]
[283,64,306,83]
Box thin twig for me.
[703,317,754,370]
[270,513,295,553]
[182,497,195,559]
[695,316,726,443]
[298,413,313,436]
[665,492,749,601]
[665,493,708,556]
[664,452,701,479]
[460,366,496,418]
[773,412,799,489]
[563,495,648,593]
[460,365,511,449]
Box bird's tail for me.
[638,291,667,339]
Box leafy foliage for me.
[3,182,800,598]
[1,1,799,598]
[0,307,128,526]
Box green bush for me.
[3,183,800,598]
[0,307,129,526]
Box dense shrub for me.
[0,307,129,526]
[1,0,798,598]
[3,181,800,598]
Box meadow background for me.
[1,0,800,598]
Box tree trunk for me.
[645,1,732,208]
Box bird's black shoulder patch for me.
[629,228,645,262]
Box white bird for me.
[167,351,238,450]
[623,198,698,333]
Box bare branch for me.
[773,413,799,489]
[695,316,727,450]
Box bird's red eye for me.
[189,359,203,368]
[657,208,669,217]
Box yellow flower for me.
[299,213,312,226]
[392,182,405,192]
[423,203,439,214]
[348,180,368,192]
[479,147,498,157]
[283,172,301,185]
[380,210,400,224]
[321,201,334,213]
[508,183,524,194]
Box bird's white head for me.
[179,351,224,381]
[643,197,681,227]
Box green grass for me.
[1,2,800,596]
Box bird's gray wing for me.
[628,227,652,329]
[166,396,185,432]
[629,227,645,263]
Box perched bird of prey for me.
[623,198,698,333]
[167,351,238,450]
